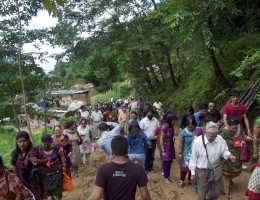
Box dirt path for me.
[63,139,250,200]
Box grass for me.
[0,127,52,168]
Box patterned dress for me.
[220,128,242,175]
[34,145,63,199]
[64,129,82,166]
[247,163,260,200]
[14,149,47,200]
[0,170,28,200]
[78,125,92,154]
[253,117,260,164]
[179,128,195,170]
[160,124,175,161]
[119,111,130,133]
[52,134,72,168]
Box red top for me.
[222,103,247,124]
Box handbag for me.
[76,131,83,145]
[240,140,250,162]
[62,172,74,191]
[202,134,223,181]
[179,160,189,172]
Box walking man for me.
[97,122,121,160]
[140,109,158,172]
[90,105,103,139]
[222,91,251,136]
[88,135,151,200]
[189,122,236,200]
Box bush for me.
[0,128,50,168]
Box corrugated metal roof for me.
[51,90,89,95]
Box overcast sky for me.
[23,10,63,73]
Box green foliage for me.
[231,50,260,79]
[92,82,134,104]
[0,128,51,168]
[31,0,65,14]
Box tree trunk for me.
[148,64,164,90]
[165,48,178,87]
[144,66,154,91]
[140,51,154,91]
[16,0,32,140]
[144,51,164,89]
[205,9,232,88]
[158,64,166,83]
[207,48,232,88]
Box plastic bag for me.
[62,172,74,191]
[240,140,250,162]
[91,143,96,153]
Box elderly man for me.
[189,122,236,200]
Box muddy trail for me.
[63,138,250,200]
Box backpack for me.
[4,169,35,200]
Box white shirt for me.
[91,110,103,123]
[97,122,121,159]
[153,102,162,110]
[80,110,90,119]
[189,134,231,175]
[139,117,158,140]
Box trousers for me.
[196,168,223,200]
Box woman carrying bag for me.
[220,117,252,199]
[178,116,197,187]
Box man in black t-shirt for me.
[88,136,151,200]
[205,102,222,125]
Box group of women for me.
[0,116,93,200]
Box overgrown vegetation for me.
[0,127,52,168]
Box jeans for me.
[145,140,156,171]
[128,153,145,168]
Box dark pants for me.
[180,170,191,182]
[145,140,156,171]
[162,160,173,179]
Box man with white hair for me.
[189,121,236,200]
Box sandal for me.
[224,193,232,199]
[178,180,185,188]
[165,179,171,185]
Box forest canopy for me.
[0,0,260,124]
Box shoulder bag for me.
[202,134,222,181]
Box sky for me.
[23,10,63,73]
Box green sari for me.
[220,128,242,175]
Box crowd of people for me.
[1,91,260,200]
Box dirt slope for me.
[63,140,250,200]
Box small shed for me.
[51,84,94,106]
